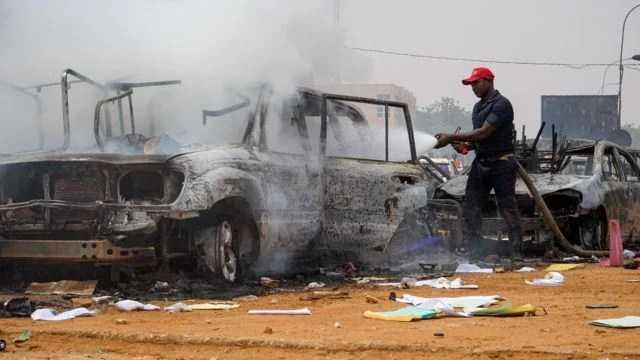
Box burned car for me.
[0,69,437,281]
[431,131,640,254]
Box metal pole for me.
[617,2,640,128]
[384,104,389,161]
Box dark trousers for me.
[463,157,522,255]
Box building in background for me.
[318,83,416,128]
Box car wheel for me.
[578,210,608,250]
[195,202,259,283]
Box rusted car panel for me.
[0,70,436,279]
[432,140,640,252]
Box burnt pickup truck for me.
[0,69,438,281]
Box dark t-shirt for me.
[471,90,514,158]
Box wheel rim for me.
[219,221,238,282]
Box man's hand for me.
[434,133,453,149]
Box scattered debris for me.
[494,267,505,273]
[433,332,445,337]
[388,292,397,301]
[544,264,583,272]
[364,306,438,322]
[377,277,478,289]
[525,272,565,286]
[365,295,381,304]
[470,303,542,317]
[92,296,113,304]
[0,339,5,351]
[626,279,640,283]
[304,282,326,290]
[26,280,97,296]
[115,318,128,325]
[586,304,619,309]
[623,260,639,270]
[396,294,502,314]
[165,302,192,313]
[189,302,240,311]
[31,307,96,321]
[591,316,640,329]
[151,281,170,293]
[455,263,493,273]
[400,277,417,289]
[300,291,350,301]
[334,321,342,328]
[13,330,30,344]
[259,277,280,288]
[515,267,537,272]
[234,295,259,302]
[352,277,390,285]
[114,300,160,312]
[248,308,312,316]
[562,256,581,262]
[71,298,93,308]
[263,327,274,334]
[1,298,33,317]
[623,249,636,259]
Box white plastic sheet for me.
[248,308,312,315]
[376,277,478,289]
[31,307,96,321]
[514,267,536,273]
[114,299,160,312]
[525,272,565,286]
[396,294,501,314]
[455,263,493,273]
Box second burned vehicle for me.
[431,127,640,255]
[0,69,438,281]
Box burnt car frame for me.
[0,69,436,281]
[431,135,640,253]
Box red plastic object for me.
[609,219,623,267]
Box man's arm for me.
[434,122,496,148]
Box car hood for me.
[0,151,174,166]
[438,172,591,198]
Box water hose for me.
[516,162,608,257]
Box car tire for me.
[195,200,259,283]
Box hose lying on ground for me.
[516,162,608,258]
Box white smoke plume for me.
[0,0,372,152]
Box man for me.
[434,67,522,258]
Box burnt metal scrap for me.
[0,69,439,282]
[431,122,640,255]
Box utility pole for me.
[617,2,640,128]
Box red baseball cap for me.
[462,67,495,85]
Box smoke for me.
[0,0,372,152]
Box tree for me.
[414,97,472,157]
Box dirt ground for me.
[0,265,639,359]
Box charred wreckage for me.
[0,69,440,282]
[2,69,638,283]
[430,124,640,257]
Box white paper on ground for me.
[591,316,640,328]
[164,302,193,313]
[189,302,240,311]
[396,294,501,314]
[515,267,536,273]
[31,307,97,321]
[525,272,565,286]
[455,263,493,273]
[248,308,312,315]
[375,277,478,289]
[114,299,160,312]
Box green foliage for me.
[414,97,472,157]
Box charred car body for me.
[431,125,640,254]
[0,69,437,281]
